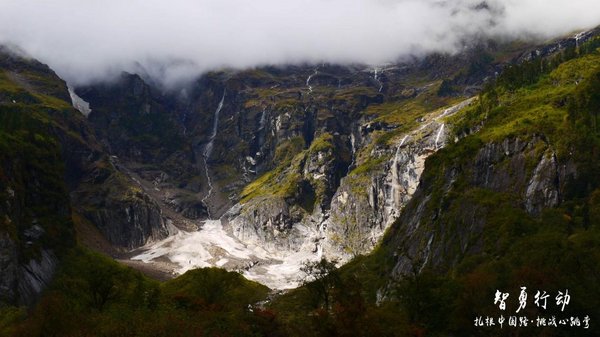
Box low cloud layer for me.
[1,0,600,86]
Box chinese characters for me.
[474,287,591,330]
[493,288,571,312]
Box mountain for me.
[0,29,599,336]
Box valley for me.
[1,26,600,336]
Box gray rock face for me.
[226,199,300,251]
[525,151,560,215]
[0,165,67,307]
[17,249,58,305]
[472,138,530,190]
[226,98,475,266]
[0,174,68,306]
[472,138,562,215]
[325,99,474,258]
[0,233,18,304]
[387,136,573,279]
[0,233,58,305]
[83,192,170,249]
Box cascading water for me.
[345,133,357,175]
[434,123,445,149]
[373,67,383,92]
[259,108,267,130]
[201,90,226,218]
[254,107,268,159]
[399,135,409,147]
[316,221,325,260]
[306,68,318,94]
[574,30,588,48]
[132,97,475,290]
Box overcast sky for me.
[1,0,600,86]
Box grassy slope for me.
[4,39,600,336]
[2,247,273,337]
[0,53,278,337]
[240,80,459,214]
[0,62,79,267]
[267,41,600,337]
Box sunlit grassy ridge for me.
[240,133,336,206]
[3,38,600,337]
[240,79,458,212]
[266,40,600,337]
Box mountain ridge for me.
[1,28,599,336]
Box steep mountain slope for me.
[382,36,600,281]
[1,27,599,337]
[266,34,600,337]
[31,31,590,290]
[1,248,273,337]
[0,47,173,305]
[67,38,548,287]
[0,48,77,305]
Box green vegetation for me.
[266,37,600,336]
[4,35,600,337]
[366,81,460,145]
[0,69,76,260]
[392,39,600,335]
[451,39,600,152]
[270,256,405,337]
[331,86,377,101]
[0,130,74,256]
[3,247,276,337]
[0,69,72,111]
[240,133,336,208]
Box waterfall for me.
[306,68,318,94]
[259,108,267,130]
[434,123,445,149]
[345,132,357,175]
[316,220,326,260]
[178,88,190,136]
[373,67,383,92]
[201,90,226,218]
[203,91,226,159]
[399,135,409,147]
[574,31,588,48]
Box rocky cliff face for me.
[386,136,571,279]
[3,28,592,298]
[111,55,493,288]
[376,39,600,293]
[0,48,75,305]
[0,48,173,305]
[70,154,174,250]
[105,36,598,287]
[74,44,509,228]
[326,98,475,257]
[221,97,476,276]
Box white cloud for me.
[1,0,599,86]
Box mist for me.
[1,0,599,86]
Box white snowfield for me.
[132,219,321,290]
[132,97,475,290]
[68,87,91,117]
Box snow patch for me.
[132,218,323,290]
[68,87,91,117]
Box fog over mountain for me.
[1,0,599,86]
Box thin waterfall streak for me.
[201,90,226,218]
